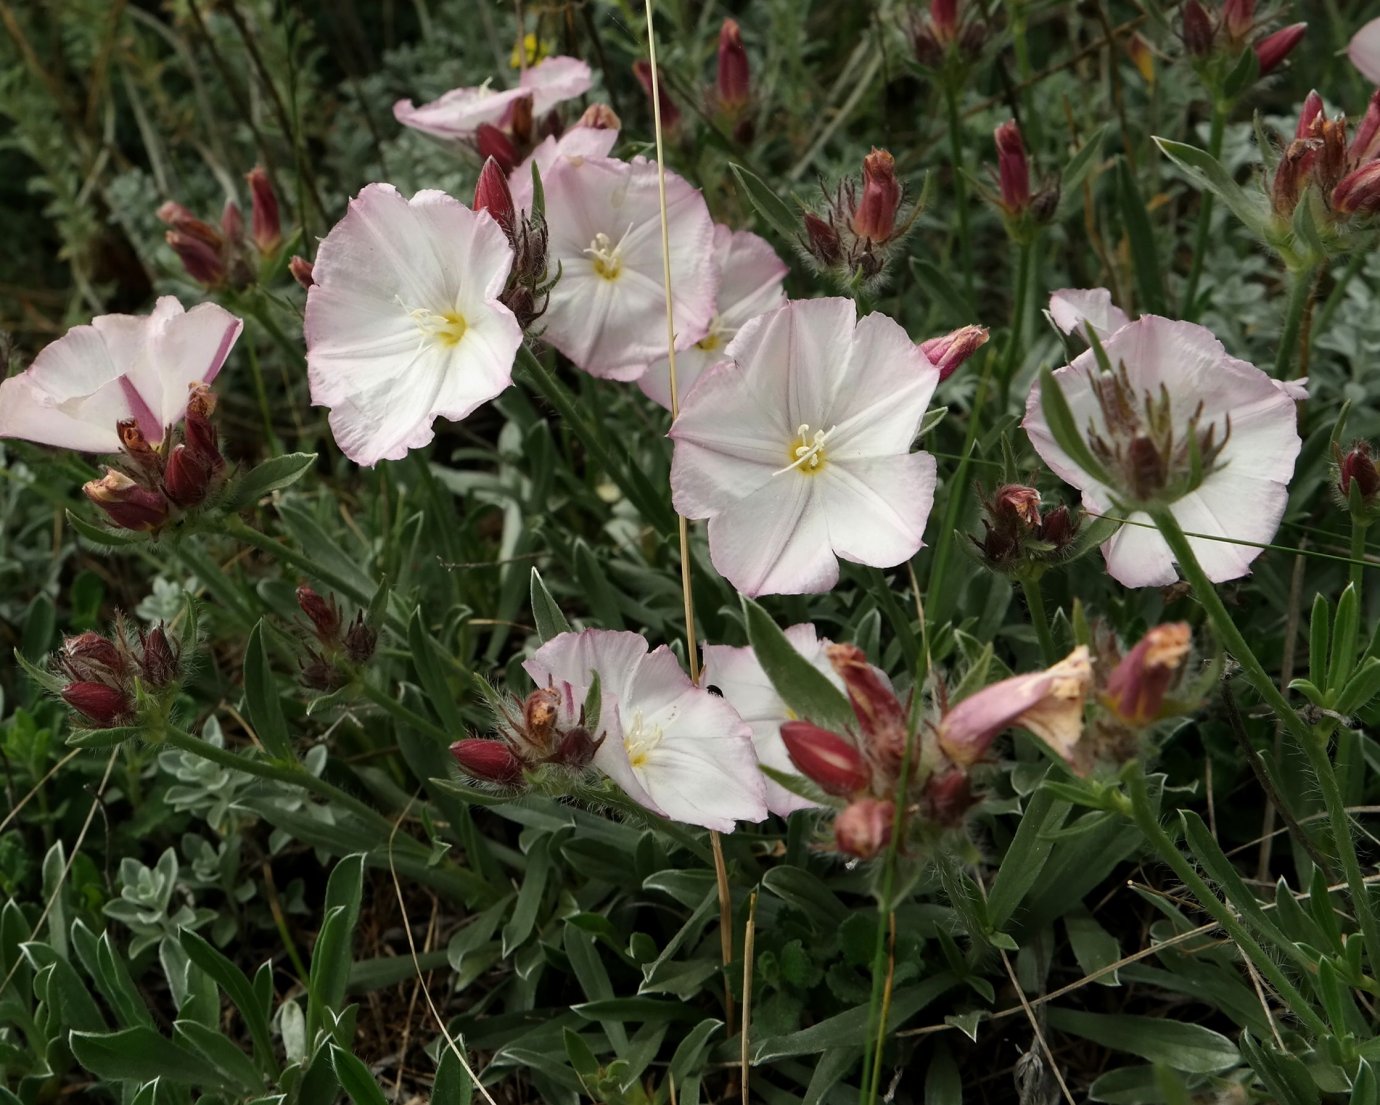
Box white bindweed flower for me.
[670,297,939,596]
[1024,315,1302,587]
[541,155,718,380]
[394,56,592,140]
[702,624,851,816]
[0,296,241,452]
[509,117,620,214]
[304,183,523,467]
[524,629,768,831]
[638,225,788,410]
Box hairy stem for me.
[1021,575,1058,664]
[1272,265,1318,380]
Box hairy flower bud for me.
[476,124,519,176]
[117,420,163,481]
[62,682,134,727]
[522,687,561,750]
[994,121,1031,214]
[1181,1,1215,57]
[1296,90,1325,139]
[555,726,600,770]
[1332,160,1380,215]
[1221,0,1254,44]
[803,212,842,265]
[1101,623,1191,726]
[84,470,168,532]
[289,255,315,288]
[633,60,681,129]
[507,94,535,146]
[1271,138,1319,218]
[62,632,125,680]
[222,200,245,245]
[930,0,958,43]
[1039,505,1079,550]
[297,585,342,642]
[780,722,872,796]
[851,149,902,242]
[1351,89,1380,164]
[474,156,517,232]
[451,738,524,785]
[922,768,975,827]
[344,614,377,665]
[717,18,751,113]
[834,798,894,859]
[1254,22,1306,76]
[163,444,212,508]
[993,484,1042,528]
[140,624,179,688]
[166,230,226,286]
[828,643,909,769]
[246,167,282,254]
[1339,442,1380,505]
[921,325,989,381]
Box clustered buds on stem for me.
[911,0,985,69]
[1180,1,1305,77]
[472,156,556,329]
[82,384,227,534]
[157,167,283,289]
[1336,441,1380,517]
[991,120,1059,234]
[450,685,604,788]
[295,585,378,690]
[972,483,1080,571]
[1271,89,1380,225]
[55,619,183,727]
[800,148,919,288]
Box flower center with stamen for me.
[406,306,468,348]
[585,231,626,280]
[695,315,728,352]
[775,423,834,476]
[622,710,664,768]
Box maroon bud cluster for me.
[971,483,1080,570]
[801,148,918,285]
[294,585,378,690]
[81,386,226,535]
[1179,2,1305,75]
[472,156,556,330]
[157,167,283,289]
[451,685,605,788]
[990,120,1059,231]
[910,0,985,69]
[1337,441,1380,513]
[55,619,182,727]
[1271,89,1380,224]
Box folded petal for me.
[821,452,937,568]
[707,476,837,596]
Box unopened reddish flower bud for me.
[803,212,842,265]
[1339,442,1380,503]
[163,444,212,507]
[827,643,909,769]
[184,384,222,470]
[852,148,902,242]
[834,798,894,860]
[1221,0,1254,43]
[344,615,377,664]
[578,103,621,130]
[84,470,168,532]
[1332,160,1380,214]
[473,156,516,232]
[62,682,133,726]
[1181,0,1215,58]
[633,61,681,129]
[994,121,1030,214]
[922,768,975,827]
[993,484,1042,528]
[1102,623,1191,726]
[297,585,341,642]
[1296,90,1325,140]
[930,0,958,43]
[1254,22,1306,77]
[911,23,943,68]
[140,625,179,688]
[522,687,561,748]
[1271,138,1319,218]
[555,726,599,769]
[475,124,519,176]
[1039,505,1078,549]
[921,325,988,381]
[780,722,872,796]
[289,255,315,288]
[221,200,245,245]
[246,167,281,254]
[507,94,534,145]
[717,19,750,113]
[451,738,524,785]
[1350,89,1380,164]
[63,632,125,677]
[166,230,226,286]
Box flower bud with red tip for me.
[165,230,226,286]
[851,149,903,243]
[1332,160,1380,215]
[633,61,681,129]
[61,632,126,681]
[522,687,561,750]
[297,585,342,642]
[1181,1,1215,58]
[1221,0,1254,44]
[828,643,909,770]
[163,445,212,508]
[716,19,750,114]
[994,121,1031,215]
[834,798,894,860]
[451,738,524,785]
[1254,22,1306,76]
[62,682,134,727]
[930,0,958,43]
[140,624,179,688]
[84,470,168,532]
[803,213,843,266]
[246,167,281,254]
[921,324,990,381]
[1101,623,1191,726]
[476,124,519,175]
[780,722,872,796]
[1338,442,1380,506]
[344,614,377,665]
[1296,90,1325,139]
[289,256,315,288]
[474,156,516,232]
[1350,89,1380,164]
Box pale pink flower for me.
[541,155,718,380]
[1048,287,1131,341]
[0,296,241,453]
[1351,19,1380,84]
[702,623,843,816]
[523,629,768,831]
[304,183,522,466]
[394,56,592,140]
[1024,316,1301,587]
[670,297,938,596]
[937,646,1093,770]
[638,226,788,409]
[508,116,620,214]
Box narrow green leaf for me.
[1045,1008,1238,1073]
[501,835,552,955]
[1309,592,1331,692]
[65,509,146,548]
[1037,366,1115,488]
[1116,158,1165,315]
[69,1027,234,1088]
[330,1045,389,1105]
[66,725,146,749]
[1329,583,1360,693]
[244,621,292,760]
[1338,658,1380,716]
[173,1020,264,1093]
[180,929,277,1077]
[1221,48,1260,99]
[1154,137,1270,238]
[741,596,853,732]
[530,568,572,642]
[986,783,1068,929]
[13,647,64,694]
[729,163,800,241]
[406,610,468,736]
[224,453,318,511]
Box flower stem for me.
[1179,98,1227,322]
[1117,769,1328,1037]
[1021,576,1057,664]
[354,678,455,745]
[942,80,975,310]
[1351,515,1368,602]
[1148,504,1380,980]
[224,516,378,618]
[998,234,1035,411]
[1272,265,1318,380]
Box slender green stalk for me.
[1351,516,1368,602]
[1272,265,1318,380]
[354,678,454,745]
[943,80,974,309]
[1148,505,1380,979]
[1118,770,1328,1037]
[163,724,391,832]
[1021,575,1057,664]
[1179,99,1227,321]
[224,516,373,613]
[243,338,283,456]
[998,235,1035,410]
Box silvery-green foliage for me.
[102,848,213,957]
